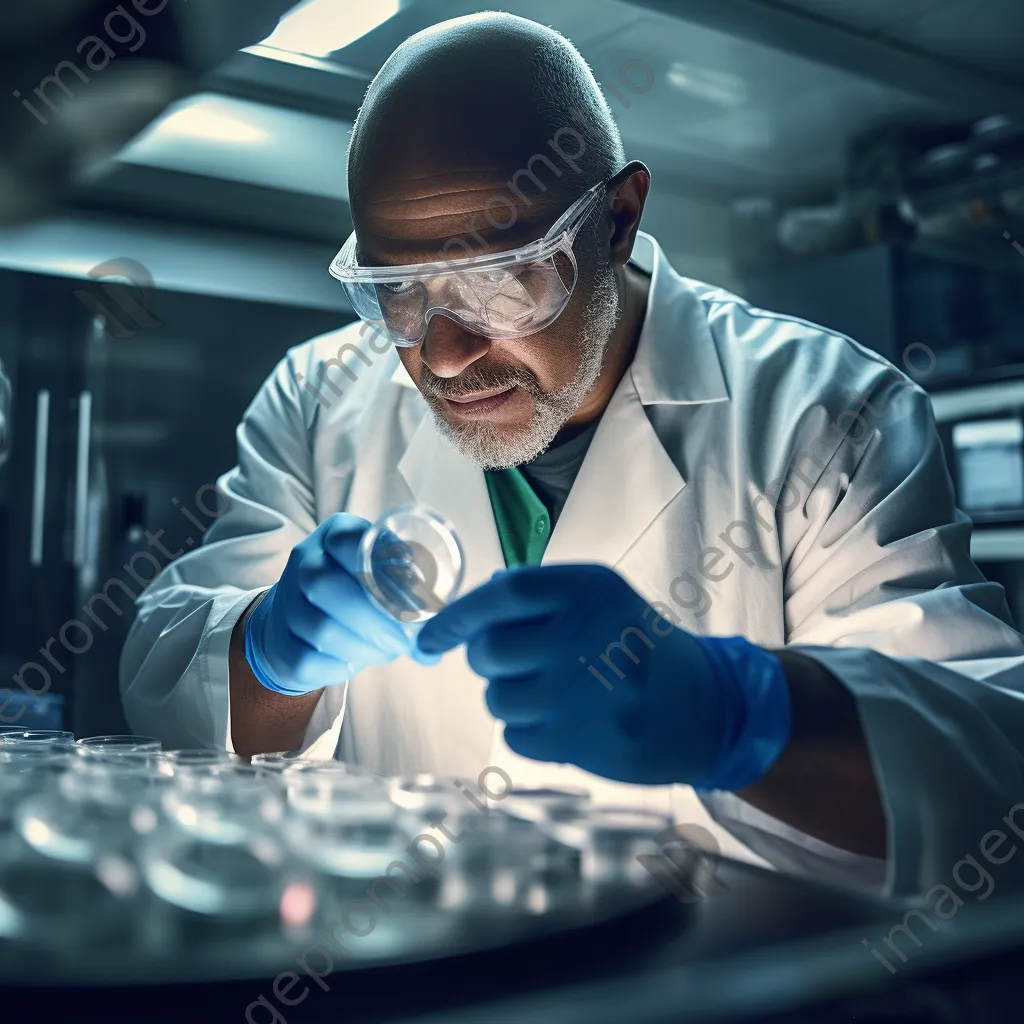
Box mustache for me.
[418,363,543,400]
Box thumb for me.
[321,512,373,575]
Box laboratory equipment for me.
[250,750,308,772]
[545,807,674,888]
[358,506,465,623]
[76,735,162,758]
[0,730,75,750]
[0,727,676,985]
[156,749,243,779]
[138,764,318,965]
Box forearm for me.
[228,594,323,758]
[737,649,887,859]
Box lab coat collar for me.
[627,231,730,407]
[395,231,729,575]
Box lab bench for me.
[4,855,1022,1024]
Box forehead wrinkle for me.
[358,189,567,244]
[363,184,559,219]
[366,197,530,223]
[367,186,501,208]
[366,205,532,227]
[356,215,558,265]
[354,166,514,202]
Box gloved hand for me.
[415,564,791,790]
[244,513,439,696]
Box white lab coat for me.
[121,233,1024,898]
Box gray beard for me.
[425,263,622,470]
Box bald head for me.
[347,12,625,261]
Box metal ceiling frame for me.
[201,45,371,121]
[625,0,1024,118]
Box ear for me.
[607,160,651,268]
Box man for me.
[121,13,1024,896]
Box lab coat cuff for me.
[209,587,272,756]
[787,644,922,898]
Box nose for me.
[418,312,491,379]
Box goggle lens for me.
[343,247,577,346]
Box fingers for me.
[298,546,413,655]
[464,620,558,679]
[417,566,590,654]
[410,646,443,668]
[285,593,409,663]
[503,723,559,763]
[484,674,552,726]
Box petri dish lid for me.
[545,806,673,850]
[502,786,591,824]
[357,506,464,623]
[0,731,75,752]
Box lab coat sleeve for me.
[119,350,341,755]
[706,366,1024,897]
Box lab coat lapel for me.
[541,371,684,567]
[543,232,730,568]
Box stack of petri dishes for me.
[0,726,676,979]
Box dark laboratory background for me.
[0,1,1023,1019]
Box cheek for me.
[397,348,421,383]
[504,331,576,389]
[520,304,592,385]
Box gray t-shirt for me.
[519,419,600,526]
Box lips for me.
[441,385,516,417]
[445,386,513,405]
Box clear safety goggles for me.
[328,178,608,347]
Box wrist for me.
[243,585,292,695]
[689,635,791,792]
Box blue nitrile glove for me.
[415,564,791,790]
[245,513,440,696]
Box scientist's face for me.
[351,174,623,470]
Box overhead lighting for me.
[666,61,747,109]
[259,0,401,59]
[146,102,270,145]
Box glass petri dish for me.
[0,731,75,752]
[75,735,161,758]
[250,750,306,772]
[16,758,162,864]
[0,751,74,836]
[139,828,289,918]
[544,807,673,887]
[387,774,481,828]
[0,843,137,951]
[281,760,378,779]
[162,766,284,844]
[357,506,464,623]
[501,786,591,825]
[0,745,74,786]
[156,749,241,778]
[285,775,403,878]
